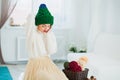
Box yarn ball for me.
[69,61,82,72]
[79,56,88,63]
[77,56,88,70]
[64,61,69,69]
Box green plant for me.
[69,46,87,53]
[69,47,77,53]
[78,49,87,53]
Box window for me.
[10,0,32,26]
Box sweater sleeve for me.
[23,14,35,36]
[45,31,57,55]
[23,15,48,57]
[23,14,36,57]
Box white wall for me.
[105,0,120,34]
[87,0,120,52]
[74,0,90,49]
[66,0,90,50]
[1,26,26,61]
[90,0,120,34]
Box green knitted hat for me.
[35,4,54,26]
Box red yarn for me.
[69,61,82,72]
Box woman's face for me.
[37,24,51,33]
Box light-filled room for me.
[0,0,120,80]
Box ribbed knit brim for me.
[35,15,53,26]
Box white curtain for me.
[87,0,120,52]
[0,0,18,27]
[0,0,18,64]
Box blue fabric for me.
[0,66,13,80]
[39,4,47,8]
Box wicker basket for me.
[63,68,89,80]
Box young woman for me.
[23,4,68,80]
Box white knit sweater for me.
[24,14,57,58]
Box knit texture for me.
[35,4,54,26]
